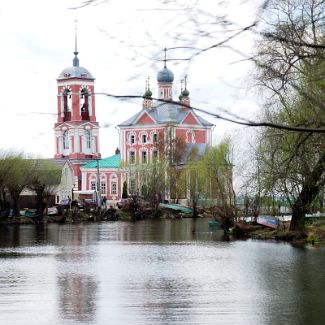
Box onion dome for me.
[157,67,174,83]
[143,77,153,99]
[143,89,153,99]
[182,88,190,97]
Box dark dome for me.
[182,88,190,97]
[58,66,94,80]
[157,67,174,83]
[58,52,94,80]
[143,89,153,98]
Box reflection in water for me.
[0,219,324,325]
[55,225,99,323]
[58,274,97,322]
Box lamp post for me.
[96,156,101,209]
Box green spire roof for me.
[83,153,121,169]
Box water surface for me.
[0,219,324,325]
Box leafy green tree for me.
[27,159,61,218]
[187,139,235,220]
[4,156,33,217]
[254,0,325,233]
[0,151,17,212]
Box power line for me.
[95,92,325,133]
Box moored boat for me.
[208,220,222,229]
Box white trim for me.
[127,131,137,145]
[138,131,148,144]
[57,80,94,87]
[186,130,196,144]
[119,125,165,131]
[110,173,118,196]
[53,121,100,131]
[82,172,87,191]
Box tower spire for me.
[179,75,190,106]
[184,75,188,90]
[143,76,153,109]
[73,19,79,67]
[163,47,167,68]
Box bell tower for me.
[54,24,101,161]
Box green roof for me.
[83,153,121,169]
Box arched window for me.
[80,88,89,112]
[152,133,158,144]
[110,174,118,196]
[85,130,91,149]
[141,150,147,164]
[129,151,135,164]
[63,89,72,112]
[63,130,69,149]
[139,131,148,144]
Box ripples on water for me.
[0,219,324,325]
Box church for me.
[54,43,214,206]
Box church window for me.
[130,134,135,144]
[141,151,147,164]
[85,130,91,149]
[63,130,69,149]
[100,181,107,194]
[129,151,135,164]
[142,134,147,144]
[91,181,96,191]
[153,133,158,144]
[111,182,117,195]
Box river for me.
[0,219,324,325]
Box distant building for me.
[54,42,214,206]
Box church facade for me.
[54,47,214,206]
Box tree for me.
[4,156,33,217]
[122,181,128,198]
[27,159,61,218]
[254,0,325,234]
[0,151,17,212]
[146,159,166,211]
[187,139,235,221]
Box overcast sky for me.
[0,0,264,163]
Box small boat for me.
[208,220,222,229]
[256,215,279,229]
[47,207,58,215]
[159,203,192,214]
[20,209,37,218]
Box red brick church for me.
[54,44,214,206]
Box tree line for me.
[0,152,61,218]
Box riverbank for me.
[243,220,325,247]
[1,210,325,247]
